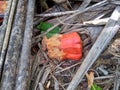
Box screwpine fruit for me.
[43,32,82,61]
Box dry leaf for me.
[86,71,94,88]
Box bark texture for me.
[15,0,35,90]
[0,0,28,90]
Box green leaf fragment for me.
[37,22,60,38]
[91,83,102,90]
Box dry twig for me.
[0,0,18,77]
[0,0,12,55]
[0,0,28,90]
[14,0,35,90]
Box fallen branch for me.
[78,0,91,9]
[113,62,120,90]
[39,83,45,90]
[14,0,35,90]
[111,0,120,5]
[67,6,120,90]
[0,0,18,77]
[0,0,28,90]
[0,0,13,56]
[54,79,59,90]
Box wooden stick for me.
[54,79,59,90]
[0,0,13,56]
[83,18,109,25]
[67,6,120,90]
[0,0,18,77]
[39,83,45,90]
[0,0,28,90]
[111,1,120,5]
[41,67,51,84]
[78,0,91,9]
[113,64,120,90]
[113,75,120,90]
[14,0,35,90]
[94,75,115,80]
[34,64,47,90]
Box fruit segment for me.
[43,32,82,60]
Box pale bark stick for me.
[0,0,13,55]
[0,0,28,90]
[113,75,120,90]
[39,83,45,90]
[67,6,120,90]
[14,0,35,90]
[78,0,91,9]
[83,18,109,25]
[0,0,18,77]
[54,79,59,90]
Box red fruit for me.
[43,32,82,61]
[60,32,82,60]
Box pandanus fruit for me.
[43,32,82,61]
